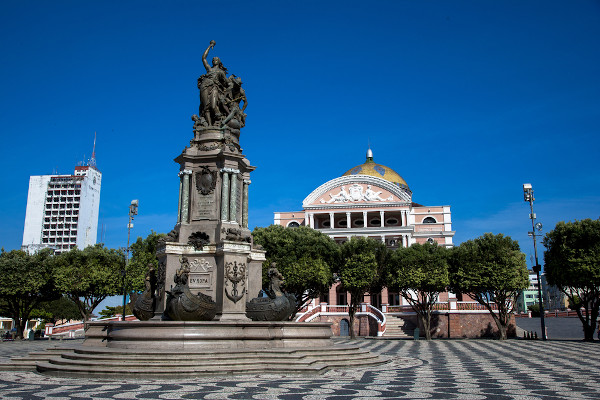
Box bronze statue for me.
[132,264,157,321]
[246,263,296,321]
[195,40,247,132]
[163,256,217,321]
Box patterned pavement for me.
[1,338,599,399]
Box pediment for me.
[303,176,412,208]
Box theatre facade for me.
[274,150,512,338]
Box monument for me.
[153,39,264,322]
[36,42,388,377]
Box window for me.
[423,217,437,224]
[287,221,300,228]
[338,220,347,227]
[386,218,399,226]
[388,292,400,306]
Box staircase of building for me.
[382,315,415,338]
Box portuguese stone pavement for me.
[1,337,599,399]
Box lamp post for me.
[522,183,546,340]
[122,199,138,321]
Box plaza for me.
[1,337,599,399]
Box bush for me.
[527,303,540,317]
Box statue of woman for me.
[198,40,230,126]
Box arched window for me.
[423,217,437,224]
[287,221,300,228]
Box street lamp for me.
[122,199,139,321]
[522,184,546,340]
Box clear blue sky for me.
[2,0,599,270]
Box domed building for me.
[275,149,454,248]
[273,151,505,339]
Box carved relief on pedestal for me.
[196,166,218,195]
[224,261,246,303]
[188,231,210,250]
[189,258,213,290]
[156,260,166,300]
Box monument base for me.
[83,320,334,349]
[35,320,389,378]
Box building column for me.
[229,169,240,223]
[329,212,335,229]
[346,212,351,229]
[180,169,192,223]
[380,235,386,244]
[220,169,231,221]
[380,211,385,227]
[363,211,368,227]
[177,171,183,223]
[308,213,315,228]
[242,179,250,228]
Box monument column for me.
[220,169,231,221]
[229,169,240,223]
[180,170,192,223]
[177,171,183,223]
[242,179,250,228]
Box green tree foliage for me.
[31,296,81,325]
[543,219,600,341]
[128,231,165,293]
[0,249,58,339]
[98,304,132,319]
[252,225,339,313]
[53,244,125,321]
[339,237,388,338]
[450,233,528,340]
[389,243,449,340]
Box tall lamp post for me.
[122,199,139,321]
[522,184,546,340]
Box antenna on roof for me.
[89,132,97,167]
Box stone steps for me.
[383,316,415,338]
[33,345,387,378]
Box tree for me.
[128,231,165,293]
[339,237,388,339]
[31,296,81,325]
[388,243,449,340]
[53,244,125,321]
[252,225,339,313]
[543,219,600,341]
[98,304,132,319]
[0,249,58,339]
[449,233,528,340]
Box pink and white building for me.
[274,150,511,338]
[274,149,454,248]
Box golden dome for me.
[342,150,409,189]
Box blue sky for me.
[1,0,599,270]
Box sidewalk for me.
[1,337,599,399]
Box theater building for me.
[274,150,511,338]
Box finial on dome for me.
[366,147,373,163]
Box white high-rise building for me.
[22,163,102,254]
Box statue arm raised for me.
[202,40,216,72]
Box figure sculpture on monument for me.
[195,40,244,129]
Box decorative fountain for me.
[36,41,387,377]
